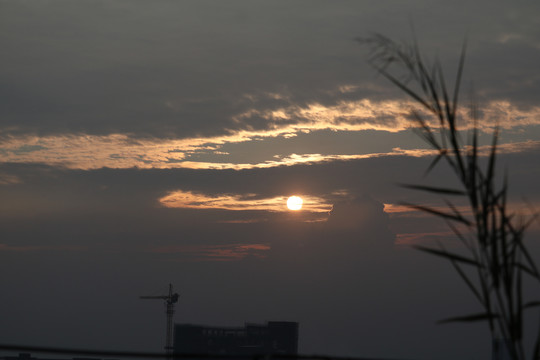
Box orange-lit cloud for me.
[0,134,537,171]
[1,99,539,170]
[149,243,270,262]
[0,173,21,185]
[395,231,456,245]
[388,199,540,247]
[384,203,472,217]
[234,99,540,133]
[159,190,332,213]
[1,134,538,171]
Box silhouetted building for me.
[173,321,298,356]
[0,354,112,360]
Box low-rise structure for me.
[173,321,298,356]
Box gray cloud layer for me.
[1,0,539,138]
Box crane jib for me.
[140,284,180,357]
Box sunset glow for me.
[287,196,303,211]
[159,190,329,213]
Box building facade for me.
[173,321,298,356]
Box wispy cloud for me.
[149,243,270,262]
[159,190,332,213]
[395,231,456,245]
[234,99,540,133]
[1,131,538,170]
[1,99,539,170]
[0,173,21,185]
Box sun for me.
[286,196,303,211]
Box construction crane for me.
[140,284,180,356]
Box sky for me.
[1,1,540,359]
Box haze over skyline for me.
[1,1,540,360]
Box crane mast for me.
[140,284,180,356]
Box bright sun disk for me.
[287,196,303,211]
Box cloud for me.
[2,0,539,150]
[328,195,388,230]
[0,172,21,185]
[159,190,331,213]
[2,142,538,223]
[324,195,396,250]
[1,116,539,171]
[395,231,456,246]
[149,243,271,262]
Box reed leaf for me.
[451,40,467,117]
[437,312,500,324]
[449,258,484,304]
[411,111,440,150]
[446,221,475,253]
[363,34,539,360]
[377,70,434,112]
[516,242,540,280]
[516,263,540,280]
[399,184,466,196]
[404,203,472,225]
[424,152,446,177]
[522,301,540,310]
[413,245,482,267]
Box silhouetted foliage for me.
[361,34,540,360]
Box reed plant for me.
[361,34,540,360]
